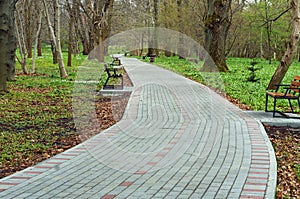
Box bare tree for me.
[23,0,33,59]
[202,0,245,72]
[0,0,18,93]
[267,0,300,89]
[43,0,67,78]
[15,2,29,74]
[66,0,75,66]
[177,0,185,58]
[32,9,43,73]
[72,0,114,60]
[90,0,114,62]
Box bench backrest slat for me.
[112,59,121,66]
[293,75,300,81]
[290,76,300,93]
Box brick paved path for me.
[0,58,276,198]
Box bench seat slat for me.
[291,81,300,87]
[265,75,300,117]
[266,92,298,99]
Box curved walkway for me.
[0,58,276,198]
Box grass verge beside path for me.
[0,51,132,179]
[0,52,84,178]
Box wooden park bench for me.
[142,54,156,62]
[103,57,123,90]
[265,76,300,117]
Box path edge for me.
[256,119,277,199]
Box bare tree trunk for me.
[260,29,264,59]
[24,0,33,59]
[145,0,154,57]
[264,0,273,64]
[0,0,18,92]
[52,0,58,64]
[202,0,231,72]
[54,0,67,77]
[37,29,43,57]
[267,0,300,89]
[177,0,184,59]
[67,0,75,66]
[43,0,67,78]
[76,1,92,55]
[79,16,91,55]
[139,33,145,56]
[94,0,114,62]
[153,0,159,56]
[15,11,29,74]
[32,12,42,73]
[67,20,73,66]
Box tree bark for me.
[267,0,300,90]
[67,0,75,66]
[24,0,32,59]
[15,10,28,74]
[32,12,42,73]
[73,0,85,54]
[52,0,58,64]
[43,0,67,78]
[78,14,90,55]
[54,0,67,78]
[264,0,273,64]
[144,0,152,57]
[93,0,114,62]
[0,0,18,92]
[67,14,74,67]
[37,29,42,57]
[153,0,159,56]
[177,0,184,59]
[202,0,231,72]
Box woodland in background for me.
[14,0,296,64]
[0,0,299,92]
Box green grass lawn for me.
[0,48,119,173]
[0,49,86,170]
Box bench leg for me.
[288,99,294,112]
[273,98,277,117]
[103,76,110,89]
[265,94,269,112]
[121,75,124,89]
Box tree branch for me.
[260,6,292,27]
